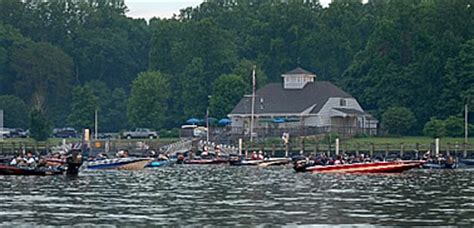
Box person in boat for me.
[334,155,345,165]
[116,150,129,158]
[201,150,210,159]
[258,151,264,160]
[23,151,37,167]
[264,152,270,159]
[158,153,169,161]
[10,154,24,166]
[251,151,259,160]
[95,152,108,160]
[445,155,455,169]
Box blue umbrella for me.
[218,118,232,125]
[272,118,287,124]
[186,118,200,125]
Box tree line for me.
[0,0,472,140]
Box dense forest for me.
[0,0,472,137]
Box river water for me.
[0,165,473,226]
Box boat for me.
[0,165,65,176]
[146,159,175,168]
[294,160,424,173]
[182,158,229,165]
[230,157,291,167]
[459,158,474,166]
[83,157,151,170]
[421,162,457,169]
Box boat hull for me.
[295,161,423,173]
[0,165,65,176]
[183,159,229,165]
[84,158,151,170]
[230,158,291,167]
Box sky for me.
[125,0,333,20]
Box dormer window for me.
[340,99,347,106]
[282,67,316,89]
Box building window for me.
[340,99,347,106]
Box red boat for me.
[0,165,65,176]
[294,160,424,173]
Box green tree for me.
[423,117,446,138]
[0,95,29,128]
[444,116,464,137]
[209,74,247,118]
[127,71,170,129]
[382,106,416,135]
[29,109,51,141]
[104,88,129,131]
[68,85,98,130]
[232,59,268,92]
[10,41,74,125]
[441,39,474,116]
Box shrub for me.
[382,106,416,135]
[423,118,446,138]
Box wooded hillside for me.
[0,0,472,135]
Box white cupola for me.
[282,67,316,89]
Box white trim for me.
[228,113,320,118]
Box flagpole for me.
[250,65,256,143]
[465,104,468,147]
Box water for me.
[0,166,473,226]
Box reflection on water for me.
[0,166,473,226]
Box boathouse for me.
[227,67,378,137]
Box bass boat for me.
[230,158,291,167]
[0,165,65,176]
[83,157,151,170]
[294,160,424,173]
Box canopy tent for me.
[218,118,232,125]
[185,118,200,125]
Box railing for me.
[228,126,379,138]
[237,141,474,159]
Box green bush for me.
[423,117,446,138]
[444,116,464,137]
[159,128,179,138]
[29,109,51,141]
[382,106,416,135]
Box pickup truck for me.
[122,128,159,139]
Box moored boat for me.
[0,165,65,176]
[230,158,291,167]
[459,158,474,166]
[182,158,229,165]
[294,160,424,173]
[83,157,151,170]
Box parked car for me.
[10,128,29,138]
[52,128,78,138]
[122,128,159,139]
[0,128,11,138]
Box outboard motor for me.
[66,150,83,176]
[293,157,310,172]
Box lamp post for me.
[0,109,3,141]
[465,104,469,143]
[207,95,211,142]
[250,65,256,143]
[94,109,98,140]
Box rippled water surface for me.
[1,165,473,226]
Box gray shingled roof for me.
[229,81,352,115]
[283,67,314,75]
